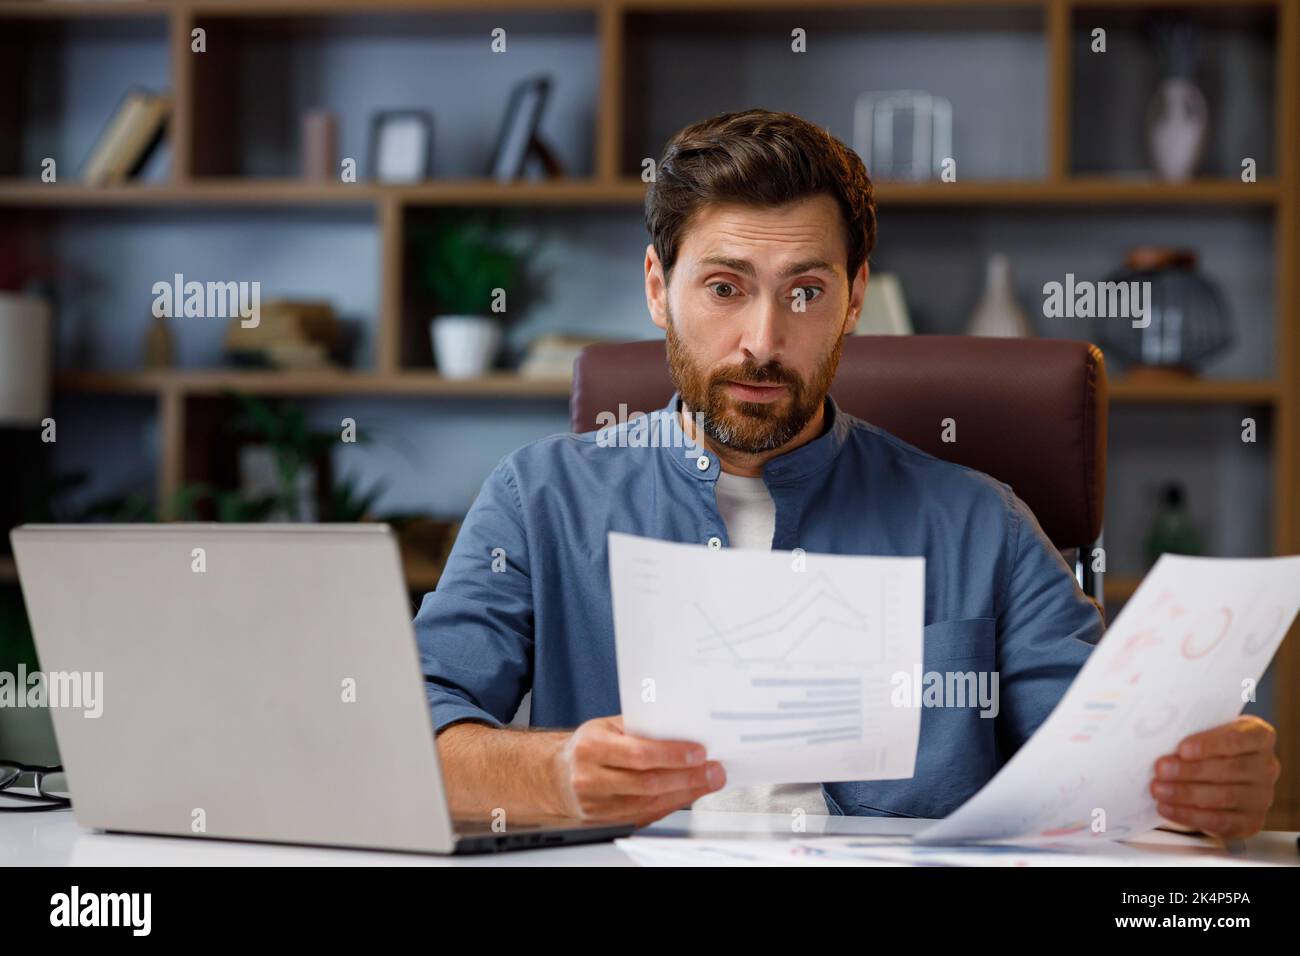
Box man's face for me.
[647,195,866,454]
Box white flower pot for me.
[0,292,52,426]
[430,315,502,379]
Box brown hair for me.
[645,109,877,285]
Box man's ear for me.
[843,260,869,335]
[645,243,669,332]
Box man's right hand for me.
[552,715,726,827]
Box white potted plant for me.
[414,213,530,379]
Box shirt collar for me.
[658,391,851,485]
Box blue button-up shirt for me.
[415,392,1103,818]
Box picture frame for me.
[487,75,555,181]
[368,110,434,183]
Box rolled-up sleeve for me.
[413,459,534,733]
[994,492,1104,757]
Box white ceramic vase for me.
[430,315,503,379]
[965,254,1032,338]
[1147,77,1208,183]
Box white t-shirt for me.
[690,470,830,815]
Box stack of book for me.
[518,333,611,379]
[224,300,345,370]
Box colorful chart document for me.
[608,531,925,787]
[917,554,1300,845]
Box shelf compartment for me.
[55,369,573,398]
[188,10,600,181]
[0,14,171,182]
[622,4,1049,181]
[0,176,1279,207]
[1070,3,1278,180]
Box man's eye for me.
[792,286,824,304]
[708,282,739,299]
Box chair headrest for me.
[570,336,1107,549]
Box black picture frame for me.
[486,75,552,180]
[367,110,434,183]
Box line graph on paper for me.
[608,532,927,783]
[689,569,899,665]
[681,568,909,760]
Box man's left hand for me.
[1149,715,1280,839]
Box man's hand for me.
[553,715,726,827]
[1149,715,1280,839]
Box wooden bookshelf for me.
[1107,378,1283,405]
[52,368,1284,406]
[875,178,1281,206]
[1102,573,1142,606]
[0,176,1282,208]
[0,1,165,17]
[400,550,448,593]
[54,369,575,398]
[2,0,1298,828]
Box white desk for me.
[2,805,1298,866]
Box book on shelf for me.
[224,300,345,370]
[518,333,612,380]
[82,89,172,186]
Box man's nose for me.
[736,294,786,366]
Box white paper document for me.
[917,554,1300,845]
[615,835,1278,868]
[608,531,925,787]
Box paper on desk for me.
[615,836,893,867]
[608,531,924,787]
[917,554,1300,846]
[615,836,1279,867]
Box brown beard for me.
[664,304,844,454]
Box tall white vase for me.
[1147,77,1208,183]
[965,254,1032,338]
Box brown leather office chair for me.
[571,335,1108,596]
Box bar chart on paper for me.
[609,532,925,786]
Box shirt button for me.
[707,536,722,550]
[696,455,710,471]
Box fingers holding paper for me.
[1149,715,1280,839]
[555,715,727,828]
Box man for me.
[416,109,1280,835]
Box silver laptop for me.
[10,524,632,854]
